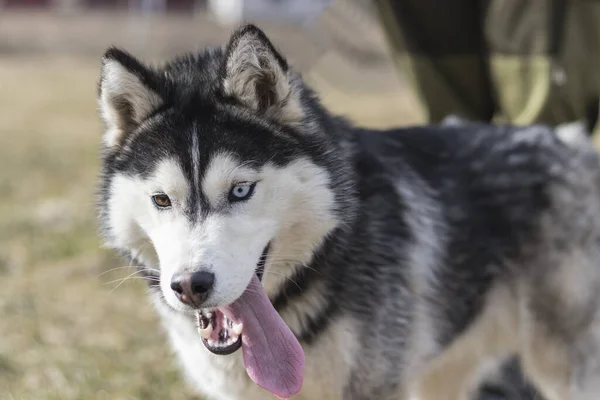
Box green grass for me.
[0,55,420,399]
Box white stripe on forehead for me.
[191,123,201,193]
[201,152,259,208]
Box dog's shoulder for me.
[352,122,599,228]
[356,122,593,187]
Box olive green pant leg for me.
[547,0,600,133]
[485,0,600,130]
[373,0,497,123]
[375,0,600,131]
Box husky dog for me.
[97,24,600,400]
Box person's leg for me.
[373,0,496,123]
[551,0,600,135]
[484,0,600,133]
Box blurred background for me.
[2,0,600,398]
[0,1,421,399]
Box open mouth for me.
[196,309,244,354]
[195,243,270,355]
[191,241,303,398]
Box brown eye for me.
[152,194,172,208]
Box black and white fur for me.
[98,25,600,400]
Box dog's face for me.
[98,26,339,313]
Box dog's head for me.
[98,25,343,314]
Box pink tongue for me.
[222,275,305,398]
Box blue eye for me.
[229,182,256,202]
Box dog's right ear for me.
[220,25,303,125]
[98,48,162,148]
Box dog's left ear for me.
[98,48,163,148]
[221,25,304,125]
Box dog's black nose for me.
[171,271,215,306]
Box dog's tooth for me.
[232,322,243,336]
[198,315,209,330]
[226,338,234,346]
[198,324,213,339]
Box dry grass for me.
[0,54,420,399]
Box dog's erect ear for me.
[98,48,162,148]
[221,25,303,125]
